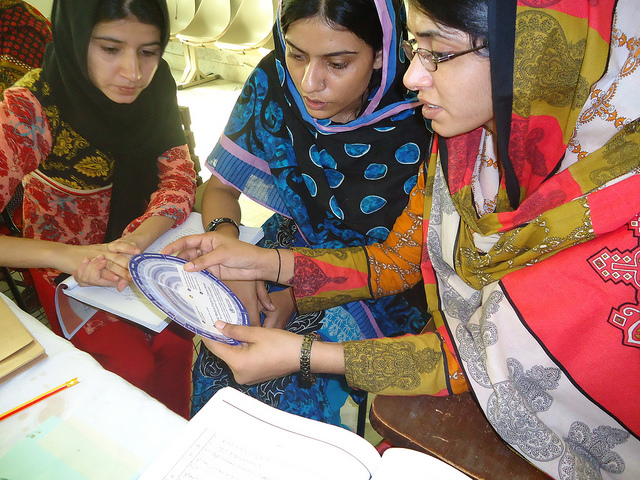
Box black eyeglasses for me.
[401,39,487,72]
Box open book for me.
[54,212,263,339]
[138,387,469,480]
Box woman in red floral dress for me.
[0,0,196,418]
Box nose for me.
[120,49,142,82]
[300,60,325,93]
[402,54,433,91]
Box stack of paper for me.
[0,297,47,383]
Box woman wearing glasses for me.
[165,0,640,476]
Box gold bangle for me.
[299,332,321,388]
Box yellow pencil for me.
[0,377,79,421]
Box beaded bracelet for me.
[299,332,321,388]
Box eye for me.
[101,45,120,55]
[286,50,306,62]
[417,50,432,63]
[140,48,161,57]
[431,49,452,58]
[429,40,456,58]
[329,61,347,70]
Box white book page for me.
[138,387,381,480]
[58,280,170,332]
[373,448,470,480]
[146,212,264,253]
[145,211,206,253]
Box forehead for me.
[284,16,369,54]
[406,5,470,45]
[91,18,161,42]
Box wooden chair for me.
[369,392,550,479]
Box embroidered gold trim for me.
[344,339,441,392]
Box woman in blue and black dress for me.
[193,0,433,426]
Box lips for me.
[418,96,439,108]
[303,96,328,109]
[116,86,138,95]
[419,99,442,120]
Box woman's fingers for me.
[256,281,275,312]
[107,239,141,255]
[74,255,120,286]
[203,322,302,385]
[161,233,216,256]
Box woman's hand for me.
[204,322,303,384]
[206,321,346,385]
[161,233,290,284]
[225,279,275,327]
[262,288,296,329]
[72,239,141,290]
[0,236,139,289]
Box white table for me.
[0,293,187,479]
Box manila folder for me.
[0,297,47,383]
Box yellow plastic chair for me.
[213,0,278,53]
[166,0,197,38]
[174,0,235,88]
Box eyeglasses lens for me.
[401,40,435,72]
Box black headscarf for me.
[39,0,185,240]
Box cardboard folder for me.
[0,297,46,383]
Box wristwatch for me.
[205,217,240,234]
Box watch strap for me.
[205,217,240,233]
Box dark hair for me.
[94,0,165,42]
[407,0,489,54]
[280,0,383,53]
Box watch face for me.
[129,253,249,344]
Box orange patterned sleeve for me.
[292,162,426,313]
[364,162,425,297]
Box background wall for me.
[163,41,264,85]
[25,0,52,18]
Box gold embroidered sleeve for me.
[343,334,451,395]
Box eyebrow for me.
[412,27,467,45]
[91,35,162,47]
[284,39,358,57]
[413,29,451,41]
